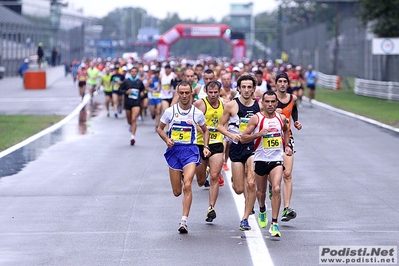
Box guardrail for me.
[354,78,399,101]
[317,72,341,90]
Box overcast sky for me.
[68,0,279,20]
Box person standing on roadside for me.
[157,81,210,234]
[37,42,44,69]
[119,66,145,146]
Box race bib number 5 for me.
[171,126,192,144]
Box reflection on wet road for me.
[0,102,100,178]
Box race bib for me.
[128,88,139,99]
[171,125,192,144]
[152,91,160,98]
[262,134,282,149]
[162,84,169,91]
[239,118,250,133]
[209,127,222,143]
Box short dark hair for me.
[237,73,256,88]
[255,70,263,76]
[204,69,214,75]
[176,80,192,91]
[262,90,277,101]
[205,81,221,92]
[165,64,171,69]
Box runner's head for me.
[176,81,192,105]
[203,69,215,85]
[236,74,256,99]
[275,72,289,92]
[261,90,278,115]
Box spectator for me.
[37,42,44,69]
[51,47,58,66]
[18,58,30,82]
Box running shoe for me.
[118,106,122,114]
[251,207,255,215]
[203,179,210,187]
[218,173,225,186]
[205,207,217,222]
[281,207,297,222]
[268,183,272,200]
[222,163,229,171]
[269,222,281,237]
[178,220,188,234]
[130,139,135,146]
[258,211,268,228]
[114,113,118,118]
[239,219,251,231]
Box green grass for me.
[0,115,64,152]
[315,77,399,127]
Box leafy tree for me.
[357,0,399,37]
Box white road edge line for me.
[0,94,91,159]
[224,160,274,266]
[307,97,399,134]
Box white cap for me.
[24,58,29,63]
[252,67,258,72]
[296,66,302,71]
[237,62,244,68]
[143,65,149,72]
[233,66,240,72]
[121,66,128,71]
[150,64,157,71]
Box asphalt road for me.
[0,75,398,265]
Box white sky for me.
[68,0,279,20]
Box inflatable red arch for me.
[157,24,246,60]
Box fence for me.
[354,78,399,101]
[317,72,341,90]
[269,4,399,83]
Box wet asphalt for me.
[0,70,398,265]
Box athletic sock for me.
[260,206,266,213]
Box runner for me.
[77,63,87,99]
[159,64,175,115]
[86,62,100,98]
[100,66,113,117]
[193,81,225,223]
[241,90,292,237]
[157,81,210,234]
[119,66,145,146]
[216,74,260,231]
[219,72,237,172]
[110,65,125,118]
[271,72,303,222]
[305,64,318,107]
[147,69,162,131]
[195,69,215,100]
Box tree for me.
[357,0,399,37]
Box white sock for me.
[131,135,135,140]
[181,216,188,222]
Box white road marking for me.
[224,161,274,266]
[0,94,91,159]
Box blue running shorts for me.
[164,144,200,171]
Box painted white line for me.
[306,97,399,133]
[0,94,91,159]
[224,161,274,266]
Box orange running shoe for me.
[222,163,229,171]
[218,173,225,186]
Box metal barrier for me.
[354,78,399,101]
[317,72,341,90]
